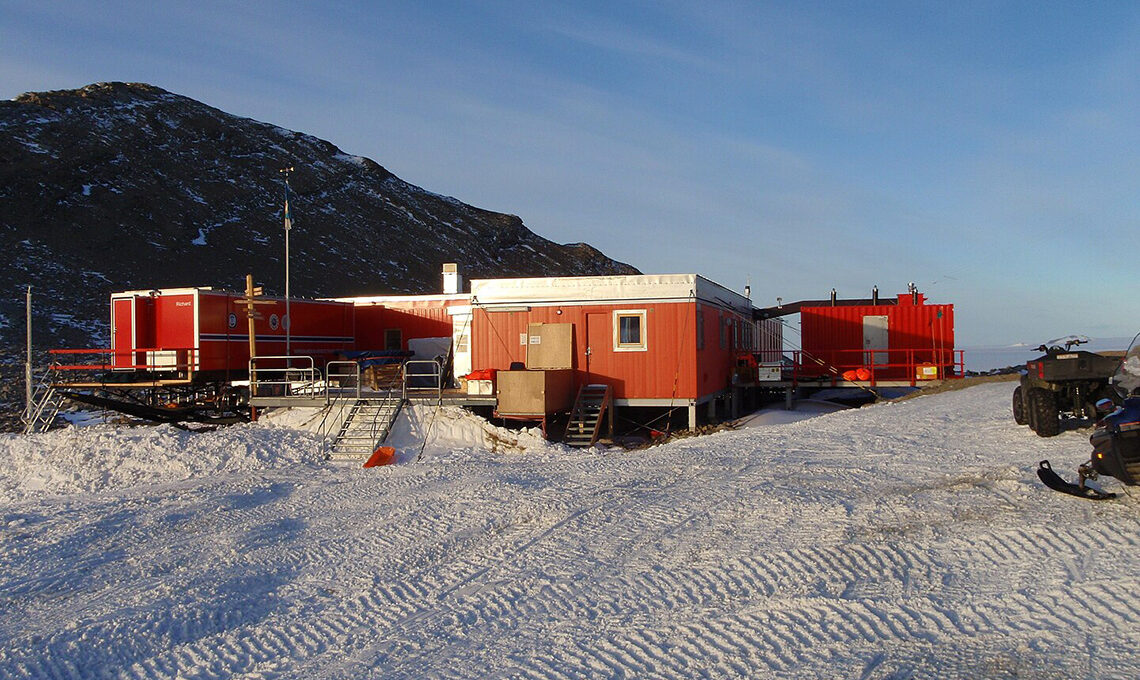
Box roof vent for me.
[442,263,462,294]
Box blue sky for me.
[3,1,1138,348]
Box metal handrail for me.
[324,360,362,403]
[317,396,358,457]
[248,355,318,398]
[50,347,200,372]
[403,359,443,401]
[782,348,967,386]
[317,360,364,457]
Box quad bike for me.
[1013,335,1120,437]
[1038,333,1140,500]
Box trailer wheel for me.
[1012,386,1027,425]
[1030,388,1060,437]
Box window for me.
[613,310,647,351]
[696,310,704,350]
[719,315,727,349]
[384,329,403,351]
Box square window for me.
[613,310,647,351]
[384,329,402,351]
[620,315,640,344]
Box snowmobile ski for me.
[1037,460,1116,500]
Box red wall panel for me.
[471,301,751,401]
[799,294,955,379]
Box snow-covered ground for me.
[1,383,1138,679]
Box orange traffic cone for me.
[363,446,396,468]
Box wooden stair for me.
[564,384,613,448]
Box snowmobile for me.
[1038,333,1140,500]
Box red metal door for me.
[111,297,133,369]
[585,312,610,382]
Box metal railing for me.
[318,393,359,456]
[49,347,200,373]
[248,355,319,398]
[324,361,362,402]
[403,359,444,401]
[783,348,966,386]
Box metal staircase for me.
[326,392,404,462]
[22,366,67,434]
[564,384,613,448]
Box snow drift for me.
[1,383,1138,679]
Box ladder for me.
[22,367,67,434]
[327,392,404,462]
[564,384,613,448]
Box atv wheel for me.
[1030,388,1060,437]
[1013,386,1027,425]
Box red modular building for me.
[468,274,779,426]
[109,288,354,375]
[330,293,472,375]
[797,293,956,382]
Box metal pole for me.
[280,166,294,358]
[25,286,32,420]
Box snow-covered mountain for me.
[0,82,638,352]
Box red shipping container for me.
[109,287,354,375]
[798,293,955,381]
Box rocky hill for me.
[0,82,638,354]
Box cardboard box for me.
[916,364,940,380]
[757,364,782,382]
[496,369,574,415]
[468,379,495,395]
[525,323,574,370]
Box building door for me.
[585,312,610,382]
[111,297,134,370]
[863,315,889,368]
[451,311,472,379]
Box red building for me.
[468,274,774,427]
[797,292,956,382]
[108,287,354,375]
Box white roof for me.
[470,274,752,313]
[327,293,471,305]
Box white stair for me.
[327,394,403,462]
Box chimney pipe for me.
[872,285,878,305]
[442,263,462,295]
[830,288,837,306]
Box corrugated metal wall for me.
[351,303,455,352]
[472,301,752,401]
[799,294,954,380]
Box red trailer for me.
[468,274,761,427]
[108,287,354,376]
[797,292,957,382]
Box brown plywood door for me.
[526,322,574,370]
